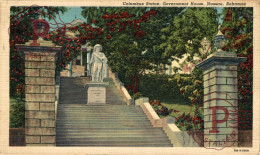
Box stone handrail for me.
[135,97,200,147]
[108,68,134,105]
[55,71,61,120]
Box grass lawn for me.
[153,98,204,131]
[161,102,203,119]
[157,98,203,118]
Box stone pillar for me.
[196,51,246,147]
[87,52,91,76]
[68,61,72,77]
[80,50,83,66]
[17,40,61,146]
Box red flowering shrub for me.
[150,100,176,117]
[175,111,204,131]
[221,8,253,130]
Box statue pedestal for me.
[85,82,109,105]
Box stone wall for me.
[9,128,25,146]
[24,51,56,146]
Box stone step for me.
[56,135,168,139]
[60,94,87,97]
[56,134,167,138]
[56,123,152,127]
[60,81,87,83]
[55,127,163,130]
[57,117,149,120]
[56,117,148,120]
[59,102,87,104]
[55,132,166,137]
[57,114,146,117]
[56,117,149,120]
[56,127,164,131]
[59,97,88,101]
[56,137,169,141]
[57,112,144,116]
[59,94,88,98]
[57,104,132,107]
[56,143,173,147]
[56,123,152,126]
[58,110,143,117]
[106,98,124,101]
[59,99,87,102]
[60,89,87,92]
[59,92,86,95]
[60,86,85,89]
[56,118,149,122]
[55,140,172,146]
[56,120,150,123]
[56,122,151,125]
[58,107,143,112]
[61,77,90,80]
[57,113,145,116]
[57,105,139,108]
[57,107,143,110]
[57,106,140,110]
[56,107,143,111]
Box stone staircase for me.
[103,78,125,105]
[59,77,89,104]
[59,77,125,105]
[56,77,173,147]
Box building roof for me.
[66,19,84,28]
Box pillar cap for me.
[196,51,246,71]
[16,38,62,52]
[16,40,62,61]
[21,38,61,47]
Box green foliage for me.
[81,7,185,93]
[10,99,25,128]
[220,8,253,130]
[175,109,204,131]
[159,8,218,60]
[177,68,203,106]
[132,92,143,100]
[139,74,185,102]
[150,100,174,117]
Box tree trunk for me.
[130,74,140,94]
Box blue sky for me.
[47,7,84,29]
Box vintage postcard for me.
[0,0,259,154]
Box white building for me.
[165,37,211,75]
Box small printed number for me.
[234,149,249,152]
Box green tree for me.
[158,8,218,61]
[10,6,68,98]
[80,7,184,93]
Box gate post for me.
[17,39,61,146]
[196,26,246,147]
